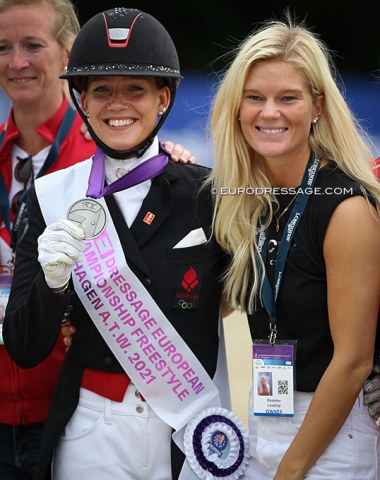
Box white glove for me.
[38,219,85,289]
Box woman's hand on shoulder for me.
[161,140,197,164]
[80,122,93,142]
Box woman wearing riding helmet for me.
[3,8,230,480]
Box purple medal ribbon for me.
[86,147,169,199]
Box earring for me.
[313,113,321,124]
[158,107,166,116]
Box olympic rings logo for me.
[179,299,193,309]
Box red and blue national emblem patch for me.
[173,264,203,310]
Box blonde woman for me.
[209,16,380,479]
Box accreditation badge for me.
[252,342,296,417]
[0,270,12,344]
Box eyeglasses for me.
[11,155,34,213]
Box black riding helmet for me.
[61,8,182,158]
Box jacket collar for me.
[0,97,69,188]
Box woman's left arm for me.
[274,195,380,480]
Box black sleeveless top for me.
[247,162,380,391]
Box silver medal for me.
[67,198,107,240]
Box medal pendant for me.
[67,198,107,240]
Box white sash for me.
[35,161,232,471]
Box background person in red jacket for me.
[373,157,380,179]
[0,1,192,478]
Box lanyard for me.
[257,152,320,343]
[86,146,169,199]
[0,105,76,236]
[0,127,10,234]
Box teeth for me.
[108,119,134,127]
[12,78,34,83]
[260,128,286,134]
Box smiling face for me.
[239,60,323,167]
[0,4,68,109]
[80,76,170,152]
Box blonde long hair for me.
[208,17,380,313]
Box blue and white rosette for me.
[183,407,250,479]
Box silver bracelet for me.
[54,282,69,295]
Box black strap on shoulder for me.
[36,105,76,179]
[10,105,76,245]
[0,125,10,232]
